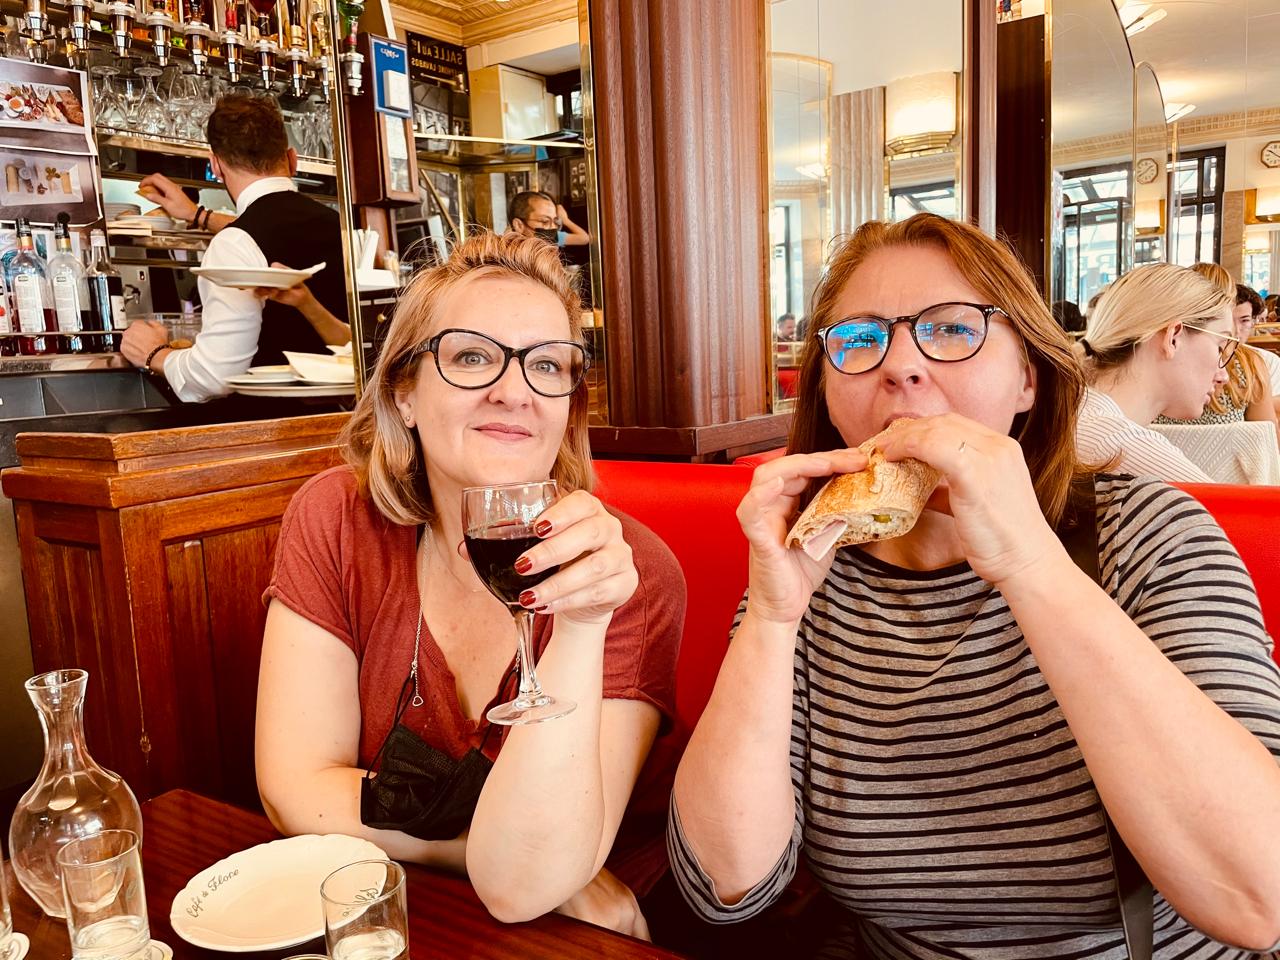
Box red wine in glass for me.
[462,481,575,725]
[464,521,560,607]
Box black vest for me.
[231,189,348,366]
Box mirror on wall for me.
[1134,61,1168,269]
[766,0,965,410]
[387,2,608,420]
[1050,0,1135,316]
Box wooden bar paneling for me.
[591,0,769,431]
[1,415,349,804]
[995,14,1051,289]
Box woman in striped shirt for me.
[669,214,1280,959]
[1076,263,1238,482]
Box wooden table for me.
[6,790,685,960]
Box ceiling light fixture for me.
[796,162,828,180]
[1165,102,1195,123]
[1125,7,1167,36]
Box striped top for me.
[669,475,1280,959]
[1077,388,1213,482]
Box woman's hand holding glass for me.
[737,449,868,626]
[509,490,638,626]
[874,413,1064,587]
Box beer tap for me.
[146,0,176,67]
[335,0,363,96]
[20,0,49,61]
[107,0,137,59]
[247,0,278,90]
[220,0,245,85]
[183,0,213,75]
[282,0,307,99]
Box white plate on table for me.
[284,351,356,385]
[191,263,325,290]
[169,834,387,952]
[229,382,356,398]
[247,364,295,381]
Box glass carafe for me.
[8,669,144,919]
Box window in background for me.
[1057,164,1130,308]
[1170,147,1224,266]
[1245,251,1271,295]
[889,181,958,221]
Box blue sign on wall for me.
[371,37,412,118]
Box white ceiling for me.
[504,43,581,76]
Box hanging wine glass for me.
[90,66,126,131]
[134,64,169,137]
[116,67,146,129]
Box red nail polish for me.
[533,605,549,614]
[534,520,552,537]
[514,555,533,575]
[518,590,536,607]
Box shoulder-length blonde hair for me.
[1080,262,1234,382]
[341,232,595,526]
[788,213,1088,529]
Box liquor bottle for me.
[335,0,362,50]
[48,213,90,354]
[86,230,127,351]
[7,218,56,356]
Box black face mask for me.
[360,674,495,841]
[532,227,560,245]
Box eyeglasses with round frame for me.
[1182,323,1241,369]
[816,302,1008,375]
[412,328,591,398]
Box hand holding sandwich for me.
[738,448,868,626]
[871,413,1064,587]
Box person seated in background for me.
[1075,262,1235,481]
[1237,284,1280,419]
[1155,269,1278,440]
[668,213,1280,959]
[256,233,684,940]
[775,312,797,341]
[120,94,349,399]
[1266,293,1279,323]
[1052,298,1086,334]
[508,190,591,249]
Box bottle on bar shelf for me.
[0,267,14,357]
[7,218,57,356]
[86,230,127,353]
[49,212,90,355]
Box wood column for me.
[994,14,1051,291]
[589,0,787,458]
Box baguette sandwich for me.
[785,421,940,559]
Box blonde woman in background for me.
[1075,262,1237,481]
[1153,264,1279,435]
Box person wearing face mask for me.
[1074,262,1238,481]
[256,232,685,942]
[508,190,590,249]
[119,94,349,400]
[668,215,1280,960]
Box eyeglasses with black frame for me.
[1181,323,1241,369]
[817,302,1007,375]
[413,328,591,398]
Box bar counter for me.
[6,789,683,960]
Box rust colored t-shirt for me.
[264,466,686,896]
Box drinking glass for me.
[0,861,25,960]
[320,860,408,960]
[115,71,146,129]
[57,830,161,960]
[462,481,575,725]
[133,66,169,137]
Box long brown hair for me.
[341,232,595,526]
[788,214,1089,528]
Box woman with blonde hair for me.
[1075,262,1237,481]
[669,214,1280,959]
[256,232,685,937]
[1153,265,1279,434]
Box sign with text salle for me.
[405,32,466,87]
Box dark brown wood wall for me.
[589,0,769,429]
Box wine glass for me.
[462,481,575,725]
[91,66,127,131]
[133,65,169,137]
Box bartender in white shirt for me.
[120,94,349,402]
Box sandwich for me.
[785,421,941,559]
